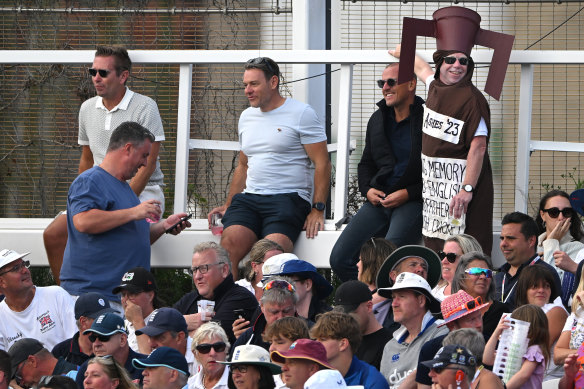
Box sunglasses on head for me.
[376,78,398,88]
[437,251,458,263]
[246,57,277,76]
[195,341,227,354]
[88,68,111,78]
[464,267,492,278]
[88,333,113,343]
[443,56,469,66]
[263,280,295,293]
[543,207,573,218]
[445,296,484,319]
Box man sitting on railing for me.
[207,57,331,280]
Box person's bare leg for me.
[264,233,293,253]
[43,213,68,284]
[220,225,258,280]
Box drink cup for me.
[211,213,223,236]
[197,300,215,321]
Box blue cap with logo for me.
[132,346,189,376]
[83,312,127,336]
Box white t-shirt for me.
[126,310,155,353]
[187,361,229,389]
[0,286,77,350]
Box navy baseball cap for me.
[132,346,189,376]
[135,307,187,337]
[83,312,127,336]
[334,280,372,313]
[276,259,333,299]
[75,292,117,320]
[421,344,477,370]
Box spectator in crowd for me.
[334,280,392,370]
[8,338,77,389]
[554,278,584,368]
[112,267,163,354]
[44,44,166,285]
[189,322,230,389]
[0,350,10,389]
[375,245,441,336]
[173,242,258,344]
[37,375,78,389]
[219,345,280,389]
[52,292,117,366]
[0,249,76,351]
[235,239,284,301]
[558,352,580,389]
[311,311,389,389]
[415,290,489,388]
[132,347,189,389]
[421,344,476,389]
[355,238,396,328]
[76,313,146,388]
[378,272,445,389]
[60,122,190,304]
[451,251,508,340]
[303,369,348,389]
[536,190,584,304]
[329,63,424,283]
[83,356,137,389]
[271,339,335,389]
[432,234,482,301]
[495,212,562,309]
[207,57,331,280]
[134,307,195,376]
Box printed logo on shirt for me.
[37,311,55,333]
[422,105,465,144]
[388,368,414,387]
[7,332,23,343]
[391,353,400,362]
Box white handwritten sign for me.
[422,105,465,144]
[422,153,467,240]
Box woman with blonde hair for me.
[189,322,231,389]
[83,356,137,389]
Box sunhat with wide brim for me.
[378,272,442,315]
[376,245,441,290]
[219,344,281,375]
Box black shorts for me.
[221,193,311,242]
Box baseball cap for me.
[271,339,333,369]
[112,267,157,295]
[334,280,372,313]
[421,344,477,370]
[258,253,299,287]
[83,312,127,336]
[378,272,442,314]
[132,346,189,376]
[0,249,30,270]
[303,369,347,388]
[276,259,333,299]
[8,338,44,379]
[135,307,187,337]
[438,290,489,327]
[75,292,117,320]
[376,245,441,289]
[219,345,281,374]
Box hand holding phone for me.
[165,214,192,234]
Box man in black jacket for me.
[330,63,424,282]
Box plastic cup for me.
[211,213,223,236]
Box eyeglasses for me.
[263,280,295,292]
[88,68,111,78]
[376,78,398,88]
[189,262,224,275]
[88,333,113,343]
[14,360,26,386]
[231,365,249,373]
[195,341,227,354]
[437,251,458,263]
[445,296,484,320]
[464,267,493,278]
[246,57,277,76]
[0,260,30,276]
[432,366,461,374]
[543,207,573,218]
[443,56,469,66]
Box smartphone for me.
[234,308,247,321]
[165,214,192,234]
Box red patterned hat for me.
[438,290,489,327]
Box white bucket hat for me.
[0,249,30,269]
[304,369,347,388]
[218,345,281,374]
[257,253,298,287]
[378,272,442,314]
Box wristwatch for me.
[462,184,474,193]
[312,202,326,211]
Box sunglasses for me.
[464,267,492,278]
[432,366,461,374]
[88,68,111,78]
[263,280,295,292]
[445,296,484,319]
[246,57,277,76]
[543,207,573,218]
[231,365,249,373]
[443,56,469,66]
[195,342,227,354]
[376,78,398,88]
[88,333,113,343]
[437,251,458,263]
[0,260,30,276]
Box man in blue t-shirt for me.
[207,57,331,279]
[61,122,190,303]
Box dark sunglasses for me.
[543,207,573,218]
[443,56,469,66]
[376,78,398,88]
[246,57,276,76]
[432,366,461,374]
[195,341,227,354]
[464,267,493,278]
[231,365,249,373]
[437,251,458,263]
[88,68,111,78]
[88,333,113,343]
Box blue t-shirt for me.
[61,166,150,301]
[345,355,389,389]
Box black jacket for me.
[357,96,424,200]
[52,331,92,367]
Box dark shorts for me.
[221,192,311,242]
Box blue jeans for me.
[330,200,423,282]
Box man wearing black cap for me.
[132,347,189,389]
[335,280,392,370]
[52,292,117,366]
[8,338,77,389]
[421,344,476,389]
